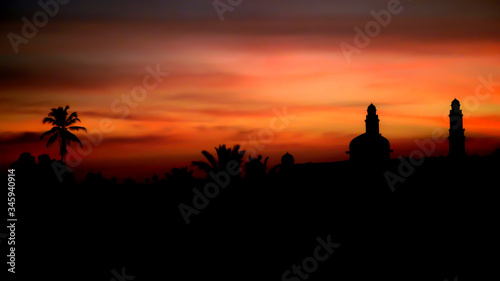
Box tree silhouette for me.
[166,167,193,181]
[192,144,245,173]
[40,106,87,162]
[245,155,269,179]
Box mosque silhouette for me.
[346,103,392,163]
[274,99,466,168]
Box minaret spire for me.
[365,103,379,135]
[449,99,466,158]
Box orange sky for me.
[1,1,500,181]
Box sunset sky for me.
[1,0,500,181]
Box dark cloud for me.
[1,10,498,92]
[79,111,185,123]
[167,90,264,106]
[2,1,499,38]
[0,132,41,146]
[0,131,183,147]
[2,0,499,21]
[196,125,242,132]
[0,59,144,92]
[100,134,183,145]
[195,108,274,118]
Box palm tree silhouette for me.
[40,106,87,162]
[192,144,245,173]
[166,167,194,181]
[245,155,269,179]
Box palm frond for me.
[67,112,77,119]
[69,126,87,132]
[46,134,59,147]
[40,127,58,140]
[66,117,81,126]
[219,144,231,158]
[43,117,56,124]
[66,118,78,126]
[232,144,245,160]
[201,150,217,169]
[65,131,83,147]
[215,144,228,156]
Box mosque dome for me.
[346,104,392,162]
[348,133,391,162]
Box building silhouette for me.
[281,152,294,166]
[347,104,392,163]
[448,98,466,158]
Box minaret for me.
[365,103,380,135]
[448,99,466,158]
[347,103,392,162]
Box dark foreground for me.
[3,152,499,281]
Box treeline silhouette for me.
[4,146,500,281]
